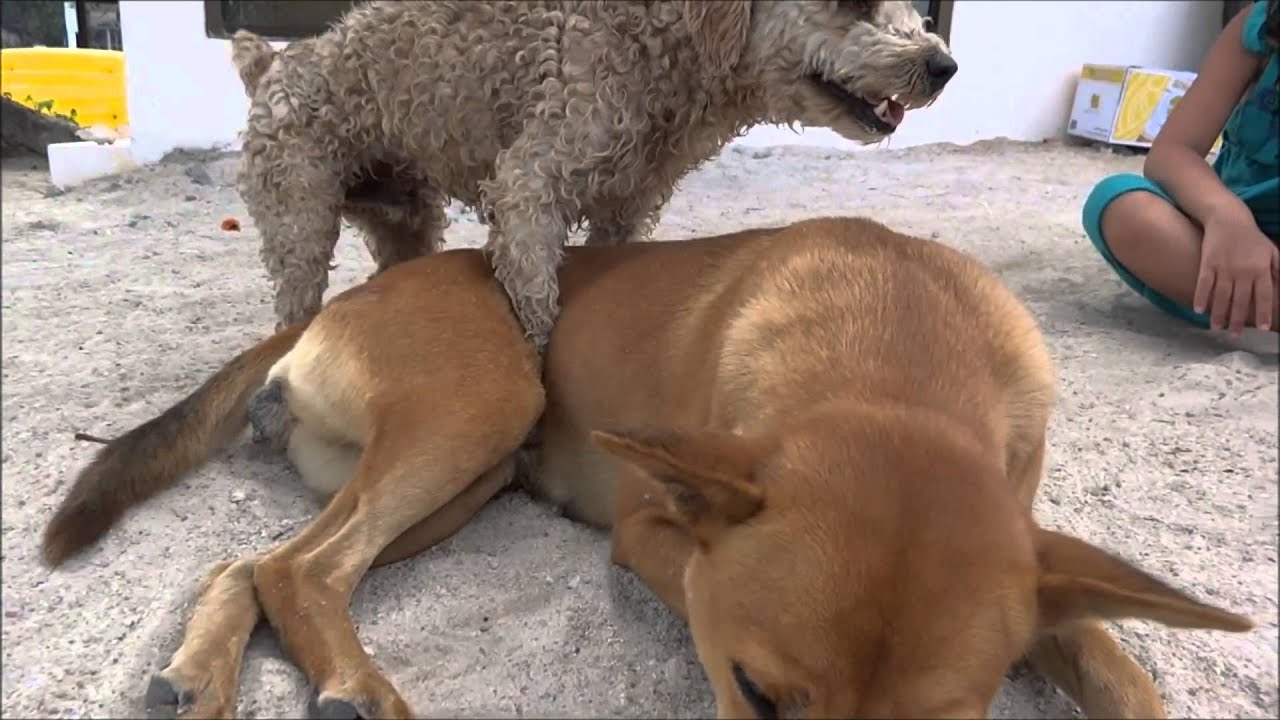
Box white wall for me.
[117,0,1224,163]
[737,0,1224,149]
[118,1,282,164]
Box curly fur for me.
[232,0,954,347]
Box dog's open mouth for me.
[807,74,907,135]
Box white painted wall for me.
[117,0,286,164]
[117,0,1225,163]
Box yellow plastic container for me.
[0,47,128,129]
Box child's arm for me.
[1144,5,1264,227]
[1144,2,1276,334]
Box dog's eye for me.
[732,662,780,720]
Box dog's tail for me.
[230,29,277,93]
[41,322,309,567]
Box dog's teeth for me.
[874,98,890,122]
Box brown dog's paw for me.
[309,695,362,720]
[144,671,236,719]
[144,674,191,719]
[308,692,407,720]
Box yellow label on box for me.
[1069,63,1223,156]
[1081,65,1126,84]
[1112,70,1184,144]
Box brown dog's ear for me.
[684,0,753,75]
[592,428,764,544]
[1033,527,1254,633]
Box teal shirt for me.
[1213,0,1280,238]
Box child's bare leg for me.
[1101,191,1204,309]
[1087,180,1279,330]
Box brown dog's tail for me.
[41,323,308,567]
[230,29,276,93]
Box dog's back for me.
[234,2,586,176]
[524,217,1053,526]
[545,216,1052,461]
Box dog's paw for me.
[309,692,406,720]
[144,673,232,719]
[308,676,412,717]
[309,695,363,720]
[144,674,192,719]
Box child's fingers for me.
[1210,273,1234,330]
[1255,276,1274,331]
[1227,280,1253,337]
[1193,266,1216,315]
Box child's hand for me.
[1195,212,1278,337]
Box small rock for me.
[185,164,214,186]
[230,490,247,504]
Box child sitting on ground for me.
[1083,0,1278,339]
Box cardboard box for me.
[1067,64,1222,153]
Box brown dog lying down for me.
[43,217,1251,719]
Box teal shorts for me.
[1082,174,1211,328]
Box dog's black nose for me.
[925,52,958,88]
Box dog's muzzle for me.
[924,51,958,94]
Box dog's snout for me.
[925,52,958,88]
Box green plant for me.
[15,93,80,125]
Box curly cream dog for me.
[231,1,957,346]
[44,218,1250,719]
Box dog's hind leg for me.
[371,454,517,567]
[1009,434,1166,718]
[145,560,259,719]
[345,187,448,275]
[142,455,517,720]
[249,404,535,717]
[145,455,518,719]
[1027,624,1167,718]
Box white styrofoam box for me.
[47,138,138,188]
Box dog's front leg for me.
[482,104,648,349]
[238,147,344,330]
[484,217,562,352]
[480,164,572,351]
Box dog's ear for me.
[684,0,753,75]
[1032,527,1254,633]
[230,30,276,94]
[592,428,764,544]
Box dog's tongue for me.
[873,98,906,128]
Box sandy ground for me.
[1,139,1276,719]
